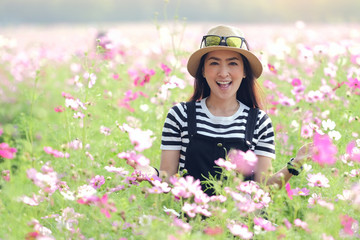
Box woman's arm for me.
[255,143,313,188]
[159,150,180,183]
[131,150,179,183]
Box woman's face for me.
[203,50,245,101]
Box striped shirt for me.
[160,98,276,171]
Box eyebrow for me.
[206,56,240,61]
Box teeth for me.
[216,81,231,85]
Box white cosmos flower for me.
[328,130,341,141]
[322,119,336,131]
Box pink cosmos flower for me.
[73,112,85,119]
[66,139,83,150]
[173,217,192,232]
[340,214,358,236]
[108,185,125,193]
[104,166,129,177]
[349,169,360,178]
[100,126,111,136]
[112,73,119,79]
[85,151,94,161]
[120,123,154,152]
[267,63,277,74]
[345,77,360,90]
[0,142,17,159]
[301,125,314,139]
[285,183,293,200]
[294,218,310,232]
[57,181,69,192]
[306,90,324,102]
[263,80,277,90]
[283,218,292,229]
[54,105,65,112]
[230,181,271,213]
[160,63,171,76]
[322,233,335,240]
[65,98,87,111]
[84,72,96,88]
[62,92,74,99]
[182,202,197,218]
[346,141,360,162]
[292,187,310,196]
[2,170,10,181]
[53,207,84,232]
[233,194,257,214]
[117,151,150,168]
[337,189,352,201]
[170,175,203,199]
[291,78,302,86]
[26,219,54,239]
[98,194,117,218]
[78,194,116,218]
[214,157,236,171]
[307,173,330,188]
[26,167,59,194]
[348,183,360,208]
[227,149,258,176]
[147,180,171,194]
[312,133,338,166]
[129,67,155,86]
[236,180,260,194]
[89,175,105,189]
[210,195,227,203]
[254,217,277,231]
[43,146,69,158]
[227,222,253,239]
[20,193,44,206]
[204,226,223,236]
[308,193,322,207]
[278,95,295,106]
[317,199,334,210]
[165,75,186,89]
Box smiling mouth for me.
[216,81,232,88]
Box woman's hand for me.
[292,142,314,167]
[132,165,158,182]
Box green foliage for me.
[0,21,360,239]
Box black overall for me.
[183,101,259,196]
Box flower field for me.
[0,22,360,239]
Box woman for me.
[140,25,312,194]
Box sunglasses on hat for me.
[200,35,250,50]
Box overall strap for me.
[186,101,197,138]
[245,108,259,149]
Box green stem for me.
[26,71,40,158]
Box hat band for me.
[200,35,249,50]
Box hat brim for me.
[187,46,263,79]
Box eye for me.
[209,61,219,65]
[229,61,238,66]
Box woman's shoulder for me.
[166,101,188,117]
[241,103,271,121]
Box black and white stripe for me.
[161,98,275,171]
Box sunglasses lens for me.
[205,36,221,47]
[226,37,243,48]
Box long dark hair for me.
[188,53,265,110]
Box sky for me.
[0,0,359,25]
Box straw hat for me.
[187,25,263,78]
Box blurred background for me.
[0,0,359,25]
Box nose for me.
[218,64,229,78]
